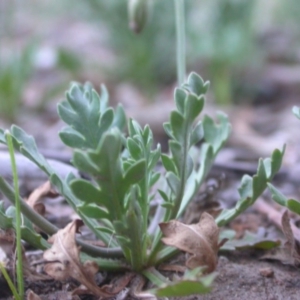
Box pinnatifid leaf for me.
[185,94,204,123]
[252,159,267,200]
[190,121,203,146]
[170,111,185,143]
[220,229,280,251]
[161,154,177,174]
[268,183,300,215]
[186,72,209,96]
[77,204,110,220]
[166,172,180,196]
[127,137,142,160]
[122,159,146,192]
[216,147,285,227]
[174,88,186,114]
[71,179,109,206]
[58,83,126,151]
[203,113,231,154]
[10,126,54,175]
[163,122,173,139]
[268,183,288,207]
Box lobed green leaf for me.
[77,204,110,220]
[186,72,210,96]
[174,88,186,114]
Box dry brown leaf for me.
[100,272,135,295]
[158,264,186,273]
[281,210,300,265]
[129,274,157,300]
[43,219,118,298]
[0,229,50,283]
[26,181,57,216]
[73,271,135,297]
[23,259,52,282]
[26,289,42,300]
[262,211,300,266]
[160,212,220,273]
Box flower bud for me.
[128,0,148,34]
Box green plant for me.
[267,106,300,215]
[5,132,24,299]
[0,1,286,297]
[0,262,21,300]
[0,133,24,300]
[0,71,285,296]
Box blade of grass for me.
[5,131,24,299]
[0,262,21,300]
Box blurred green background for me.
[0,0,300,120]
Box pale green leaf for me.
[166,172,180,196]
[187,72,209,96]
[174,88,186,114]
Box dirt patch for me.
[2,248,300,300]
[198,253,300,300]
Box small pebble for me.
[259,267,274,278]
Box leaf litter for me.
[26,181,57,218]
[160,212,224,273]
[262,210,300,266]
[43,219,133,298]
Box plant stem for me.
[171,127,189,220]
[5,131,24,299]
[0,263,21,300]
[174,0,186,85]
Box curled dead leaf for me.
[262,210,300,266]
[26,181,57,216]
[43,219,120,298]
[27,289,42,300]
[281,210,300,265]
[160,212,220,273]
